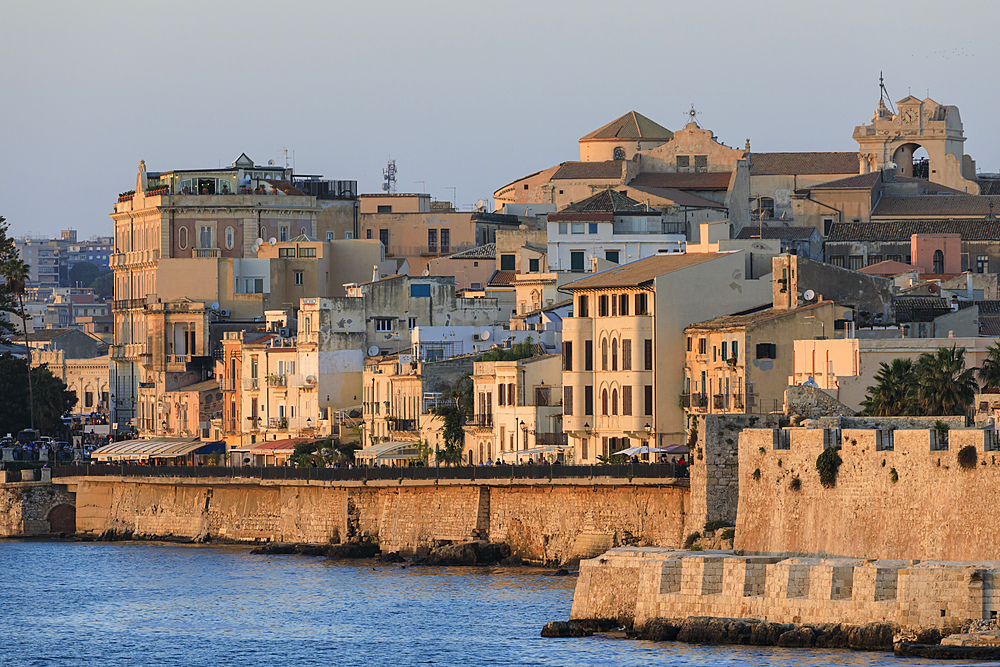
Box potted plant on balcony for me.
[278,416,288,430]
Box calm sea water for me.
[0,540,969,666]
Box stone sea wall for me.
[65,476,687,565]
[737,426,1000,560]
[0,481,76,536]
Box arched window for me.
[602,388,609,415]
[601,338,608,371]
[611,339,618,371]
[933,249,944,274]
[178,226,188,250]
[611,388,619,415]
[613,146,626,161]
[225,226,235,249]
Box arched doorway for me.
[48,504,76,535]
[891,143,928,179]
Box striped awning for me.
[90,438,214,461]
[356,441,420,461]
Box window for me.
[611,388,618,415]
[497,384,505,407]
[409,317,417,329]
[410,284,431,297]
[584,386,593,415]
[635,292,647,315]
[570,251,585,272]
[279,248,296,258]
[508,383,515,406]
[676,155,690,169]
[500,254,515,271]
[933,249,944,274]
[694,155,708,170]
[571,223,585,234]
[280,227,288,242]
[200,225,213,248]
[622,339,632,370]
[374,318,394,332]
[601,338,608,370]
[687,336,692,352]
[225,227,235,249]
[428,229,438,249]
[888,254,902,263]
[698,337,707,355]
[585,340,593,371]
[602,388,609,415]
[244,278,264,293]
[598,295,609,317]
[644,339,653,370]
[713,346,717,362]
[577,295,588,317]
[345,231,353,239]
[379,229,389,249]
[440,229,450,252]
[622,386,632,416]
[721,342,727,360]
[829,255,845,268]
[564,386,573,416]
[611,294,617,317]
[534,386,551,407]
[611,339,618,371]
[848,255,863,271]
[327,231,336,241]
[529,258,539,272]
[366,229,373,239]
[644,385,653,416]
[294,271,304,286]
[978,256,989,273]
[377,205,392,213]
[298,247,316,258]
[619,294,629,316]
[868,254,882,266]
[823,218,835,236]
[85,391,93,408]
[756,343,777,359]
[588,223,598,234]
[605,250,619,264]
[558,223,567,235]
[562,341,573,371]
[613,146,626,160]
[732,340,739,362]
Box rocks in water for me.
[553,568,570,576]
[375,551,406,563]
[249,542,380,559]
[541,621,592,638]
[412,541,511,566]
[896,642,1000,660]
[574,618,620,633]
[249,543,297,555]
[325,542,380,559]
[777,626,815,648]
[632,619,682,642]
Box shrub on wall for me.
[752,468,761,481]
[890,467,898,483]
[721,528,735,541]
[958,445,978,470]
[789,476,801,491]
[816,447,843,488]
[684,532,701,549]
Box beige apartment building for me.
[561,252,772,461]
[683,302,838,416]
[464,354,565,464]
[109,154,358,431]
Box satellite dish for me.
[480,330,490,340]
[803,289,815,301]
[306,375,317,385]
[367,345,380,357]
[269,237,277,246]
[211,301,220,311]
[255,237,263,246]
[268,159,275,166]
[928,284,938,293]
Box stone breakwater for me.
[40,475,687,565]
[566,547,1000,645]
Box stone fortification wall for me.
[69,477,687,565]
[0,481,75,536]
[737,426,1000,560]
[571,547,999,632]
[785,385,855,419]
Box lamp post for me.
[514,418,523,462]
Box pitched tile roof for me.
[858,260,918,276]
[685,302,830,331]
[750,152,859,176]
[805,171,883,190]
[560,189,645,213]
[551,161,624,180]
[27,328,74,341]
[628,185,726,209]
[563,253,724,290]
[580,111,673,142]
[827,220,1000,242]
[735,226,818,240]
[448,243,496,260]
[978,178,1000,196]
[487,270,516,287]
[893,296,950,322]
[629,171,732,191]
[872,196,1000,217]
[975,300,1000,315]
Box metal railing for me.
[51,462,687,483]
[463,414,494,428]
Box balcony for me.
[288,374,318,389]
[223,378,239,392]
[242,378,259,391]
[265,374,287,388]
[713,394,726,410]
[535,432,568,447]
[194,248,221,259]
[112,297,147,312]
[463,414,493,429]
[388,418,418,433]
[682,393,707,411]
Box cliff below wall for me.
[736,426,1000,560]
[70,477,687,565]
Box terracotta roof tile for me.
[448,243,496,260]
[827,220,1000,242]
[894,296,950,322]
[735,226,818,240]
[806,172,883,190]
[978,178,1000,196]
[551,161,624,180]
[750,152,858,176]
[580,111,673,142]
[563,253,724,290]
[628,185,725,209]
[561,189,645,213]
[629,172,732,191]
[487,270,516,287]
[685,302,830,331]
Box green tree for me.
[0,354,75,435]
[447,373,474,414]
[90,270,114,300]
[433,404,465,466]
[913,345,978,416]
[1,257,33,428]
[69,261,100,288]
[860,358,916,417]
[477,337,535,362]
[979,341,1000,389]
[0,215,22,339]
[32,363,77,433]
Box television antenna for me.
[879,72,896,113]
[382,159,397,194]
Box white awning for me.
[500,445,566,461]
[90,438,208,461]
[356,440,420,461]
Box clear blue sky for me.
[2,0,997,239]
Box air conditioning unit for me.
[278,327,290,337]
[220,309,231,318]
[473,334,481,341]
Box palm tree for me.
[914,346,978,416]
[0,257,33,429]
[861,358,916,416]
[979,341,1000,390]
